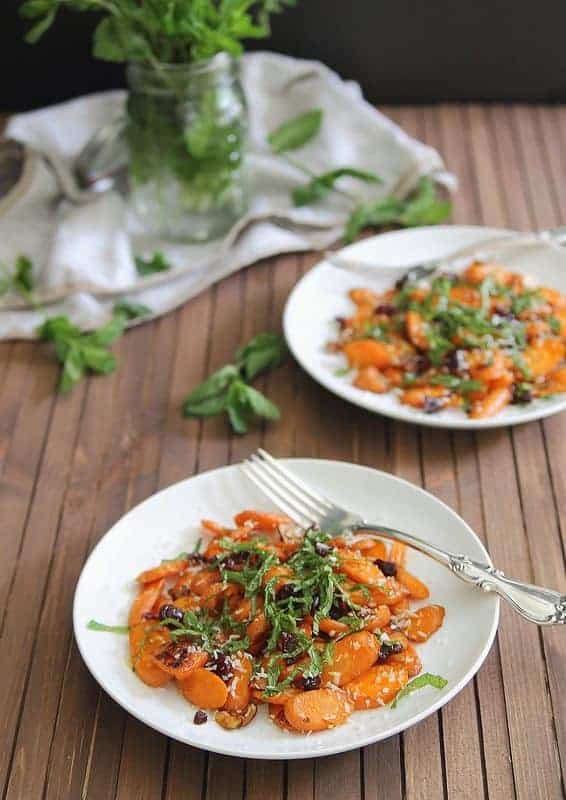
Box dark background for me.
[4,0,566,110]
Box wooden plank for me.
[466,104,563,800]
[0,346,58,625]
[505,104,566,783]
[422,104,489,800]
[387,104,446,800]
[41,326,158,800]
[114,313,179,800]
[0,371,87,797]
[4,363,119,800]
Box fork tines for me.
[241,449,331,529]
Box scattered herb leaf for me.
[391,672,448,708]
[87,619,129,634]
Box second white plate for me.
[283,225,566,429]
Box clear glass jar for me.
[126,53,248,242]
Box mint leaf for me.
[268,110,323,154]
[240,383,280,421]
[236,332,287,380]
[391,672,448,709]
[344,178,451,244]
[39,311,128,393]
[292,168,381,207]
[114,300,152,320]
[182,364,239,414]
[135,252,172,277]
[60,347,85,393]
[87,619,129,634]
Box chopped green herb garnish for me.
[391,672,448,708]
[87,619,129,634]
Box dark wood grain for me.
[1,105,565,800]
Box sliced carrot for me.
[389,542,407,566]
[354,366,388,393]
[400,386,449,409]
[542,366,566,394]
[128,579,164,626]
[469,386,511,418]
[350,287,379,306]
[322,630,380,686]
[348,578,408,608]
[406,605,445,642]
[471,350,507,383]
[136,559,189,584]
[343,339,394,369]
[362,605,391,631]
[339,551,386,586]
[406,310,429,350]
[395,566,429,600]
[234,510,291,531]
[129,622,171,687]
[449,285,481,307]
[154,646,208,678]
[179,668,229,709]
[523,339,565,378]
[191,569,221,595]
[269,704,299,733]
[246,611,270,646]
[284,688,352,732]
[345,663,408,709]
[201,518,231,537]
[253,687,300,705]
[387,643,422,677]
[224,655,253,712]
[318,617,349,637]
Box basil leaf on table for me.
[182,332,286,434]
[135,252,172,277]
[268,109,323,153]
[114,300,152,320]
[292,168,382,207]
[344,177,451,243]
[236,332,288,380]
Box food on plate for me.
[330,261,566,417]
[118,510,446,733]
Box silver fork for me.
[241,449,566,626]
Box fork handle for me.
[356,525,566,626]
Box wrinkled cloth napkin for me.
[0,51,453,339]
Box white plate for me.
[74,459,499,760]
[283,225,566,429]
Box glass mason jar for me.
[125,53,248,242]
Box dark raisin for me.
[276,583,299,602]
[336,316,349,331]
[329,599,350,620]
[511,384,533,405]
[375,304,395,316]
[374,558,397,577]
[378,640,404,660]
[413,353,431,375]
[314,541,331,557]
[423,396,445,414]
[310,594,321,615]
[159,604,184,623]
[438,271,460,283]
[297,674,322,691]
[280,632,299,653]
[187,553,205,566]
[193,710,208,725]
[222,551,249,571]
[446,348,468,373]
[492,305,516,322]
[156,642,192,669]
[208,652,234,681]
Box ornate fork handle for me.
[355,524,566,626]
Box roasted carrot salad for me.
[98,511,447,733]
[331,261,566,417]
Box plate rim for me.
[73,457,500,760]
[282,224,566,429]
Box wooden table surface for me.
[1,104,566,800]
